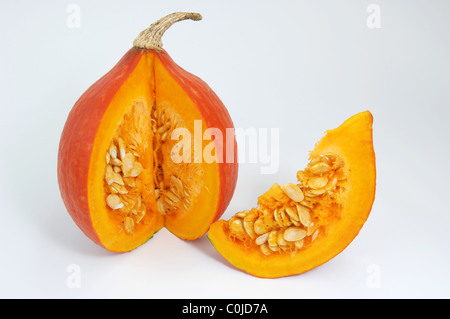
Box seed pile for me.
[104,102,200,234]
[227,154,346,256]
[150,108,192,215]
[105,137,146,234]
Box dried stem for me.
[133,12,202,51]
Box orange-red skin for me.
[58,48,238,247]
[58,49,142,246]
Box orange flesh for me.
[88,52,221,251]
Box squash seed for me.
[306,224,318,236]
[110,157,123,166]
[268,244,280,252]
[235,211,248,219]
[157,199,166,214]
[325,178,338,191]
[283,227,307,242]
[124,216,134,233]
[260,243,271,256]
[229,218,246,240]
[309,162,331,174]
[296,204,312,227]
[171,176,184,194]
[110,183,128,195]
[277,231,288,247]
[253,218,267,235]
[267,230,278,247]
[255,233,269,245]
[285,207,299,222]
[122,153,135,176]
[305,189,327,197]
[281,183,304,202]
[294,240,304,250]
[135,210,146,224]
[311,229,319,242]
[166,190,180,203]
[280,209,292,227]
[117,137,126,160]
[273,209,282,226]
[243,219,257,239]
[308,176,328,189]
[109,144,118,159]
[106,194,123,210]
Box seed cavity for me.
[227,153,347,256]
[103,101,197,235]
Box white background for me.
[1,0,449,298]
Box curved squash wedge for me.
[208,111,376,278]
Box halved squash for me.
[58,12,238,252]
[208,111,376,278]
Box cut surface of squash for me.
[207,111,376,278]
[58,13,238,252]
[89,51,223,250]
